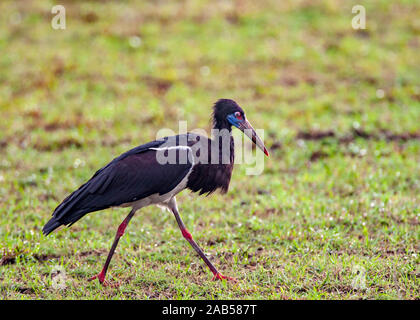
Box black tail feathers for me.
[42,217,63,236]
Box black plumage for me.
[186,134,234,195]
[42,98,268,284]
[43,138,193,235]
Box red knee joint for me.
[181,228,193,240]
[117,221,128,237]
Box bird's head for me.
[213,99,269,156]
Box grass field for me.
[0,0,419,299]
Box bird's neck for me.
[212,121,233,142]
[211,117,234,165]
[212,118,232,132]
[210,126,234,166]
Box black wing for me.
[43,140,193,235]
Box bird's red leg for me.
[89,209,136,286]
[169,199,236,282]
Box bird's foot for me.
[88,271,105,283]
[212,273,237,282]
[88,272,120,287]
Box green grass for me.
[0,0,419,299]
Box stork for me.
[43,99,269,285]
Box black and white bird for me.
[43,99,268,285]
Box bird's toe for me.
[88,274,121,287]
[212,273,237,282]
[88,272,106,284]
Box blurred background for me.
[0,0,419,299]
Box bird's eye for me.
[235,112,242,120]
